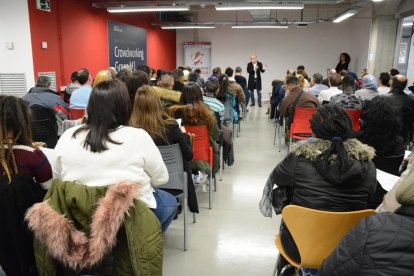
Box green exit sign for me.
[36,0,51,12]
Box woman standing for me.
[335,52,351,73]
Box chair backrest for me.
[290,107,317,138]
[184,125,212,164]
[282,205,374,268]
[30,105,58,148]
[69,108,85,120]
[157,144,187,196]
[345,109,362,131]
[373,154,404,176]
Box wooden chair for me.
[274,205,374,275]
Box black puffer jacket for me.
[319,205,414,276]
[272,138,377,211]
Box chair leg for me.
[272,255,279,276]
[220,145,223,181]
[209,168,212,209]
[237,121,240,137]
[193,212,196,223]
[287,137,291,154]
[183,197,188,251]
[214,175,217,192]
[273,122,278,146]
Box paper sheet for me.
[376,169,400,192]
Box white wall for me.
[0,0,35,89]
[176,11,372,96]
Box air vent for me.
[0,73,27,97]
[38,71,57,91]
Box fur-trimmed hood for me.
[291,138,376,186]
[24,181,139,270]
[291,138,375,161]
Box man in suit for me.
[247,54,267,107]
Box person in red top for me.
[0,96,52,189]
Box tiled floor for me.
[163,105,285,276]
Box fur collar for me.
[25,181,139,270]
[291,138,375,161]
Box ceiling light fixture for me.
[216,3,304,11]
[161,25,215,29]
[372,0,384,2]
[403,22,413,27]
[332,10,357,23]
[107,5,190,13]
[232,25,288,29]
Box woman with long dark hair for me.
[260,105,376,274]
[335,52,351,73]
[54,79,176,232]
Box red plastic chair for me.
[346,109,362,131]
[69,108,85,120]
[184,125,214,209]
[287,107,317,152]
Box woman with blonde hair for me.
[93,70,112,87]
[130,85,198,213]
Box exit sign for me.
[36,0,51,12]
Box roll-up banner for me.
[184,42,212,79]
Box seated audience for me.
[93,70,112,87]
[130,85,198,213]
[355,74,379,101]
[106,66,118,79]
[307,73,329,96]
[318,73,343,104]
[386,74,414,142]
[208,67,221,81]
[296,69,310,87]
[125,70,150,106]
[137,64,152,77]
[389,68,400,78]
[269,80,285,119]
[217,74,239,125]
[0,96,52,188]
[194,68,205,88]
[234,66,250,107]
[204,79,225,123]
[70,68,93,108]
[225,67,246,107]
[378,72,391,95]
[260,105,376,274]
[321,69,336,86]
[330,75,365,109]
[52,79,176,233]
[319,168,414,275]
[64,71,80,100]
[157,71,174,90]
[172,69,185,92]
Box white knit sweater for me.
[53,125,168,209]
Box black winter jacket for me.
[386,89,414,142]
[271,138,377,211]
[320,205,414,276]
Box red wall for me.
[28,0,176,89]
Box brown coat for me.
[229,80,246,103]
[279,87,319,117]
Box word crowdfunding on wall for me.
[108,20,147,71]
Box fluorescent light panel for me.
[403,22,413,27]
[161,25,215,29]
[216,3,304,11]
[232,25,288,29]
[107,5,189,13]
[332,10,357,23]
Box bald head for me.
[250,54,257,62]
[329,69,337,75]
[392,74,407,91]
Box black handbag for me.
[271,187,290,215]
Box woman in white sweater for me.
[53,79,176,232]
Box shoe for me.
[246,109,249,112]
[259,104,262,107]
[250,104,255,107]
[192,171,203,184]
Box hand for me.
[180,126,187,133]
[264,64,268,70]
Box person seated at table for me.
[52,79,176,232]
[130,85,198,214]
[0,95,52,188]
[260,105,377,274]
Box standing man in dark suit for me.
[247,54,267,107]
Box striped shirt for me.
[203,96,225,121]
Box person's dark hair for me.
[179,82,204,105]
[126,71,150,106]
[116,70,130,83]
[36,76,51,88]
[379,72,390,86]
[216,74,229,101]
[177,66,185,71]
[235,67,242,73]
[285,75,300,86]
[342,75,356,88]
[328,74,342,87]
[77,69,90,85]
[272,80,283,87]
[225,67,234,77]
[73,79,131,153]
[205,79,219,94]
[297,65,305,70]
[173,69,184,82]
[185,66,192,72]
[310,105,353,172]
[392,76,408,91]
[137,64,151,76]
[358,96,402,156]
[0,96,33,182]
[212,67,221,76]
[312,73,323,84]
[71,71,79,82]
[340,53,351,64]
[389,69,400,77]
[188,71,199,82]
[194,68,201,74]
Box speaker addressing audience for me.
[335,52,351,74]
[247,54,267,107]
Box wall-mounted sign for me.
[184,42,212,79]
[36,0,51,12]
[108,20,147,72]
